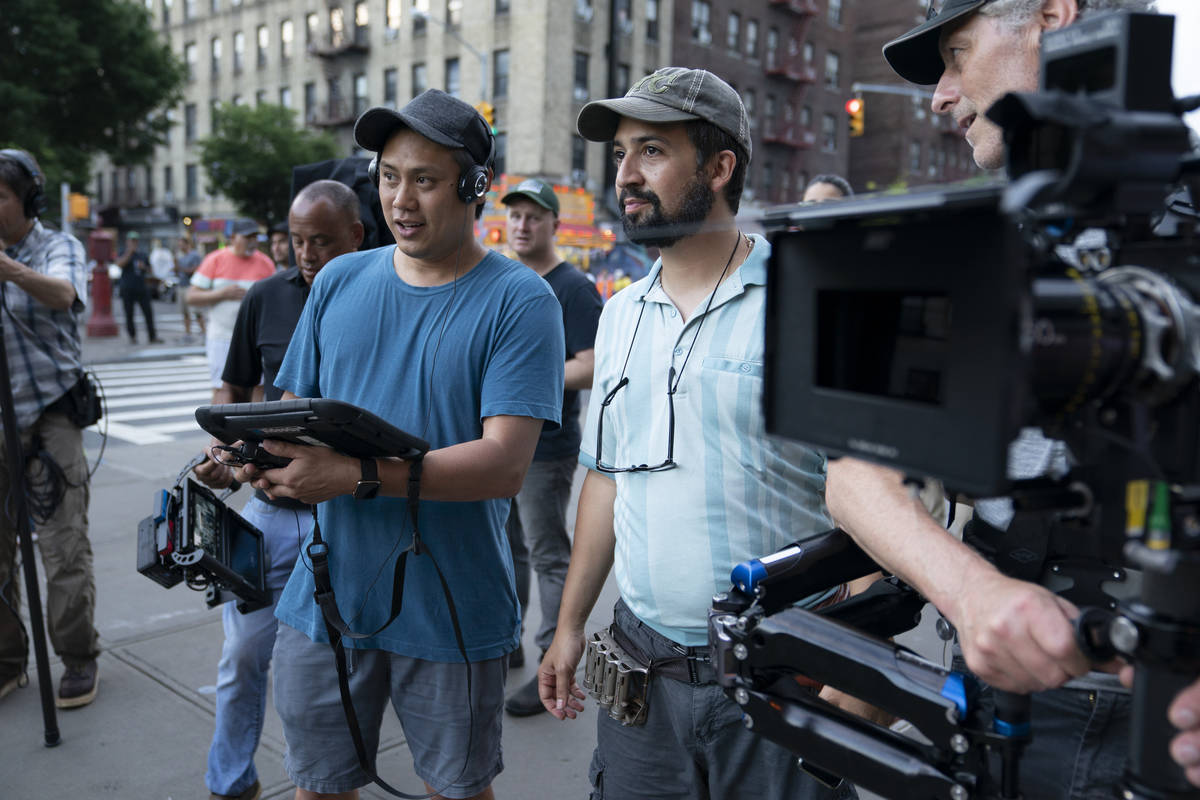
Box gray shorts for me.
[272,623,507,797]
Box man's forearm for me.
[0,255,76,310]
[555,469,617,634]
[186,286,224,306]
[564,349,595,391]
[825,458,995,623]
[213,382,253,406]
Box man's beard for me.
[620,173,715,249]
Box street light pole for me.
[414,11,487,103]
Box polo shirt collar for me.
[283,265,308,287]
[637,232,768,310]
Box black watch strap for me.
[354,457,382,500]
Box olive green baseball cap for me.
[577,67,752,161]
[501,178,560,215]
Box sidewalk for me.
[81,297,204,366]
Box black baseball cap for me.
[354,89,492,167]
[883,0,994,86]
[577,67,752,161]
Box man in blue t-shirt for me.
[234,90,564,800]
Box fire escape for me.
[762,0,819,201]
[309,3,370,128]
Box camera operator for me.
[537,67,852,800]
[825,1,1160,797]
[192,180,363,800]
[233,90,564,800]
[0,148,100,708]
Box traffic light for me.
[845,97,864,137]
[475,101,496,134]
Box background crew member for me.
[268,223,290,272]
[801,174,853,203]
[175,235,205,341]
[187,219,274,402]
[234,89,564,800]
[193,180,364,800]
[539,67,852,800]
[0,148,100,708]
[827,1,1157,797]
[115,231,162,344]
[498,178,602,717]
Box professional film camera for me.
[710,12,1200,800]
[136,461,270,614]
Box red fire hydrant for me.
[86,230,119,337]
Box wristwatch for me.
[354,457,382,500]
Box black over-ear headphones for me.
[0,149,47,218]
[368,123,496,205]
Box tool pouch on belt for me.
[582,626,652,727]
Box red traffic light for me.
[845,98,863,115]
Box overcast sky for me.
[1158,0,1199,131]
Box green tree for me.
[199,103,340,227]
[0,0,186,193]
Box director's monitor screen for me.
[763,184,1030,497]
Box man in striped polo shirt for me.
[538,68,852,800]
[187,219,275,402]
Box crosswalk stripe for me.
[104,390,213,410]
[105,403,206,423]
[100,421,174,445]
[88,356,208,374]
[98,370,210,389]
[103,380,211,398]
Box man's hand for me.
[953,570,1090,693]
[193,438,236,489]
[220,284,247,302]
[0,252,26,281]
[539,630,588,720]
[1121,668,1200,787]
[237,440,355,505]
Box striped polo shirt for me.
[2,221,88,430]
[580,233,835,646]
[189,247,275,340]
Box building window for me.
[828,0,843,26]
[210,36,221,77]
[255,89,267,105]
[413,0,428,35]
[745,19,758,59]
[445,57,460,97]
[646,0,659,41]
[825,51,840,88]
[448,0,462,27]
[162,0,171,27]
[330,7,345,48]
[184,41,197,81]
[384,67,398,108]
[327,77,342,119]
[354,2,369,44]
[691,1,711,45]
[210,98,220,133]
[184,0,195,20]
[185,164,198,202]
[211,0,219,11]
[573,52,589,102]
[577,0,593,22]
[163,166,173,200]
[232,93,244,106]
[617,63,630,95]
[494,132,507,175]
[764,94,776,137]
[280,85,292,108]
[495,0,510,14]
[804,41,814,65]
[281,19,294,62]
[110,170,118,203]
[257,25,268,68]
[412,62,427,96]
[572,136,587,173]
[726,12,740,52]
[233,30,245,74]
[780,172,790,202]
[386,0,402,39]
[766,26,778,71]
[304,81,317,122]
[184,103,197,143]
[494,50,509,98]
[822,113,837,152]
[800,105,812,127]
[910,140,922,172]
[306,13,320,49]
[353,72,368,115]
[744,89,756,129]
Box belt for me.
[610,613,714,685]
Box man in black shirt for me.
[499,178,603,716]
[115,231,161,344]
[193,179,363,800]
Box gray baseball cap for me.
[577,67,752,161]
[231,218,260,237]
[883,0,994,86]
[501,178,560,215]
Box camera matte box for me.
[763,184,1030,496]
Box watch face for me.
[355,480,382,500]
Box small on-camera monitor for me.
[762,184,1029,497]
[180,478,267,595]
[195,398,429,460]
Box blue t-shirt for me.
[274,246,565,661]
